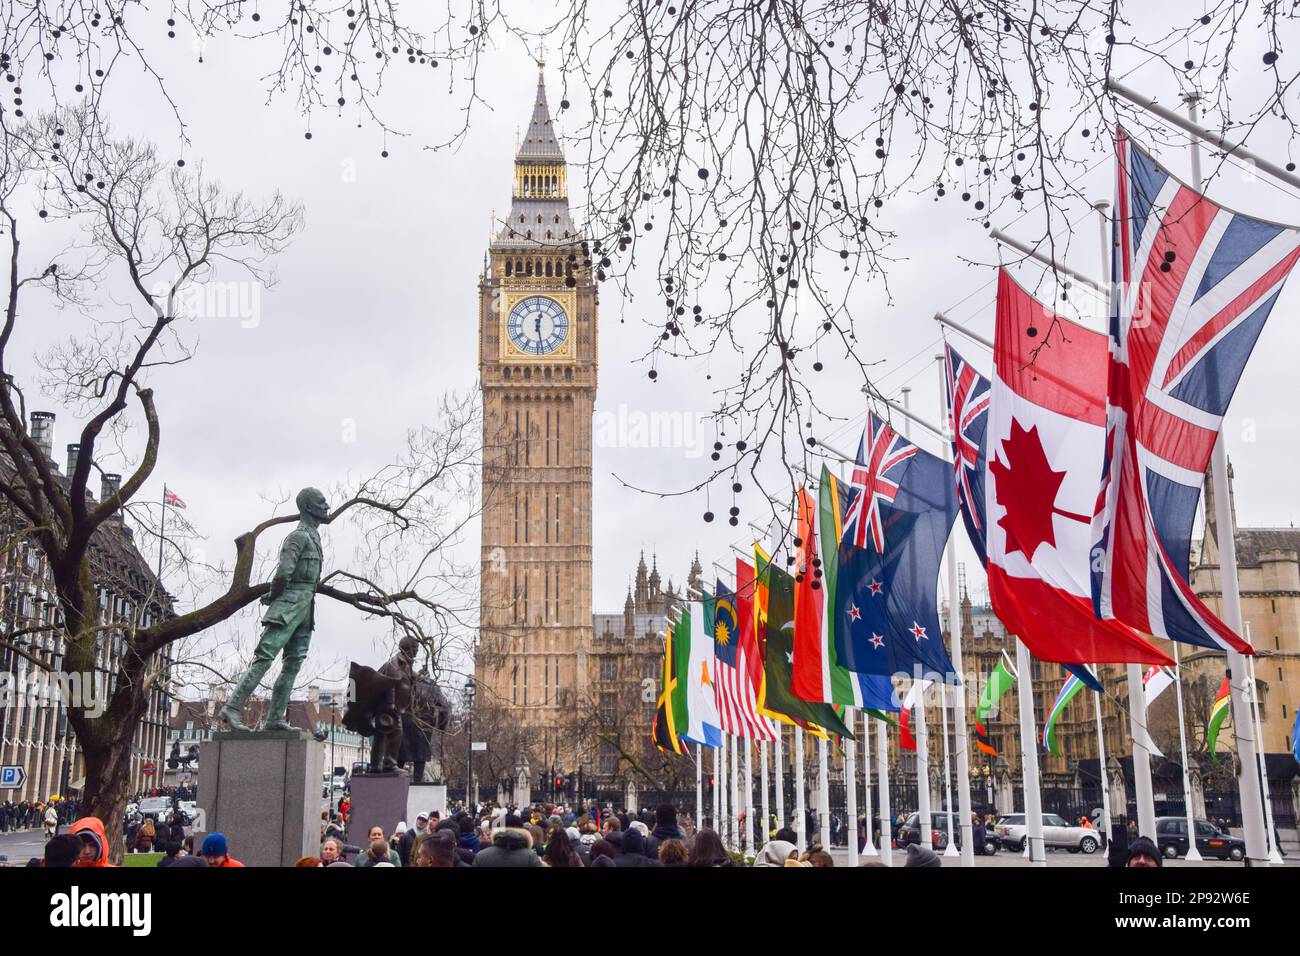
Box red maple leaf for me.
[989,418,1087,562]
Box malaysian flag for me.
[712,579,775,741]
[1091,128,1300,653]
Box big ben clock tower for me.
[476,61,596,774]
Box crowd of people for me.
[0,797,80,834]
[11,792,1189,869]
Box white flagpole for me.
[744,735,754,854]
[729,731,739,851]
[1091,667,1114,851]
[914,673,933,850]
[720,733,730,848]
[1245,643,1282,863]
[876,716,893,866]
[774,723,786,830]
[846,708,859,866]
[1015,637,1047,865]
[817,733,830,847]
[1179,91,1269,866]
[896,389,935,854]
[939,681,958,857]
[760,738,770,846]
[794,725,807,853]
[861,710,876,855]
[1171,644,1203,861]
[937,353,975,866]
[713,744,721,834]
[695,745,703,835]
[1128,662,1159,838]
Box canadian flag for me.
[985,270,1170,666]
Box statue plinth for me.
[198,732,324,867]
[347,772,411,843]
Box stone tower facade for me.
[475,63,597,772]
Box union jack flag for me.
[1091,128,1300,654]
[163,487,187,509]
[944,342,991,566]
[843,412,917,553]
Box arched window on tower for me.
[545,260,553,277]
[504,259,513,277]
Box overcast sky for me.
[9,4,1300,693]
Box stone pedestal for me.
[1188,757,1207,821]
[406,782,448,824]
[1107,756,1128,820]
[993,756,1013,815]
[348,772,410,842]
[199,730,324,867]
[515,764,531,808]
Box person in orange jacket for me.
[70,817,114,867]
[200,832,245,867]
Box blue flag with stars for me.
[834,413,960,683]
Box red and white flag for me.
[984,269,1170,666]
[164,488,187,509]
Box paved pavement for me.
[0,828,49,865]
[824,844,1297,867]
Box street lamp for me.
[464,677,475,810]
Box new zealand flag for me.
[835,413,960,683]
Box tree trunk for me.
[76,715,138,865]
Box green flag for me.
[759,561,854,739]
[1207,675,1231,762]
[977,657,1016,723]
[652,621,685,754]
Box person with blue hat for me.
[200,832,244,868]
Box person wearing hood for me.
[905,844,942,868]
[457,814,481,855]
[576,826,600,866]
[70,817,114,867]
[753,839,798,867]
[1125,837,1162,868]
[473,827,543,867]
[614,827,662,867]
[646,804,685,859]
[588,838,617,868]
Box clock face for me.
[507,295,569,355]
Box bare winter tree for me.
[2,1,1297,521]
[0,104,485,860]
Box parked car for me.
[896,812,950,851]
[136,796,176,823]
[1154,817,1245,861]
[994,813,1101,853]
[901,812,999,854]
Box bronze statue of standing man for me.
[220,487,330,732]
